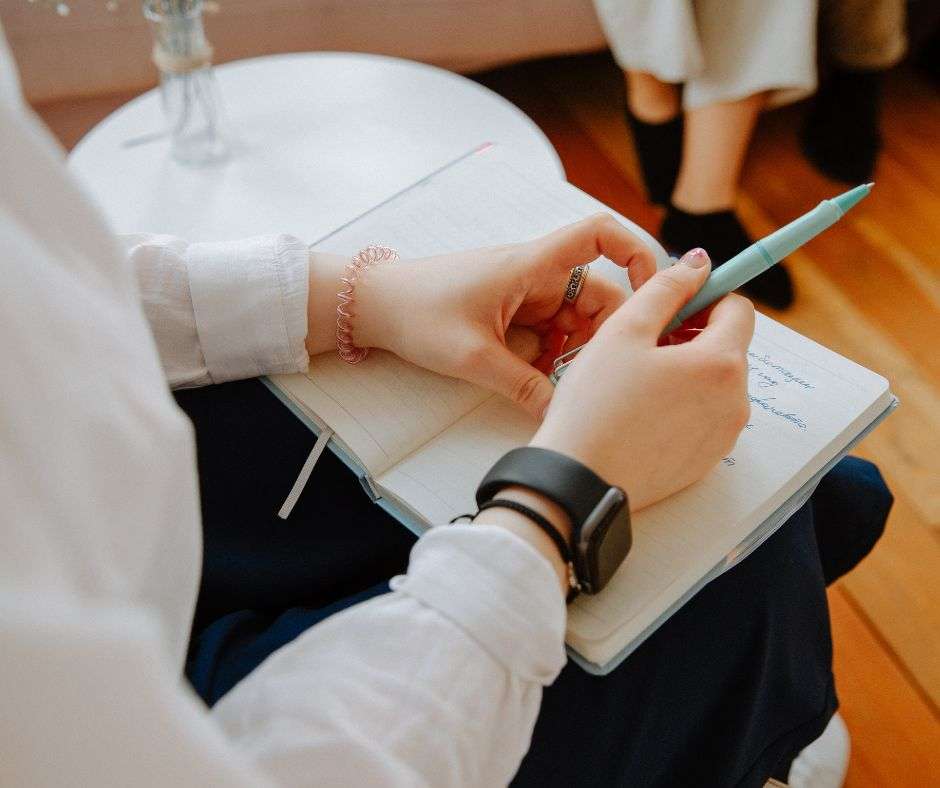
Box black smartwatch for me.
[476,447,632,595]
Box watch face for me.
[581,488,631,594]
[592,508,632,591]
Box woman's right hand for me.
[531,249,755,512]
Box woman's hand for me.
[532,248,756,511]
[351,214,658,418]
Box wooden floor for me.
[35,52,940,786]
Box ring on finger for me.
[564,265,589,304]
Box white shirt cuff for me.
[185,234,309,383]
[391,524,568,684]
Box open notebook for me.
[266,144,897,674]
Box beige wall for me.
[1,0,607,103]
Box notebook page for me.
[312,145,665,273]
[567,315,890,664]
[377,314,890,660]
[270,355,489,475]
[377,396,539,523]
[270,146,668,476]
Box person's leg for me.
[513,501,833,788]
[512,456,891,788]
[671,93,765,214]
[623,80,795,308]
[626,71,681,123]
[821,0,907,71]
[188,581,394,705]
[811,456,893,585]
[187,496,831,784]
[802,0,907,184]
[657,0,816,310]
[785,456,892,788]
[660,93,795,310]
[624,71,684,207]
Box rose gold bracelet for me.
[336,245,399,363]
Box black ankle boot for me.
[625,108,683,206]
[661,205,795,309]
[801,66,884,184]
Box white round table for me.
[69,53,563,242]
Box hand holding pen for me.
[551,184,872,382]
[533,247,755,512]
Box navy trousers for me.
[176,379,892,788]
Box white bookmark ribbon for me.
[277,428,334,520]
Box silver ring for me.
[564,265,589,303]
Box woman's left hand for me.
[352,214,657,419]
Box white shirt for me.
[0,28,567,787]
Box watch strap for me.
[476,446,614,528]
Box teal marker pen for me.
[663,182,872,333]
[550,183,873,384]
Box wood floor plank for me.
[881,71,940,194]
[539,55,647,201]
[850,215,940,314]
[829,586,940,787]
[838,486,940,714]
[540,115,659,237]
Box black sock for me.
[801,66,884,184]
[661,204,795,309]
[625,109,683,205]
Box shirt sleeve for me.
[123,233,310,388]
[4,525,567,787]
[212,524,568,787]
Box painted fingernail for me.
[680,248,709,268]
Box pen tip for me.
[832,183,873,214]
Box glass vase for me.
[143,0,228,165]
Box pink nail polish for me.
[681,248,709,268]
